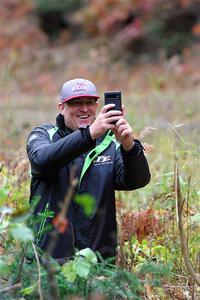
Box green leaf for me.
[0,258,9,275]
[191,213,200,225]
[152,245,166,255]
[21,283,37,295]
[74,257,91,279]
[0,220,9,232]
[10,223,34,243]
[74,194,95,217]
[76,248,97,264]
[61,260,77,283]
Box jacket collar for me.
[56,113,73,137]
[56,113,105,143]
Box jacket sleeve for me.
[113,140,151,190]
[27,126,95,177]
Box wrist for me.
[89,124,97,140]
[122,140,135,152]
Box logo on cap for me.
[72,83,88,93]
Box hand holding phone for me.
[104,91,122,112]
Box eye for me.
[86,100,97,105]
[75,101,82,106]
[68,101,81,106]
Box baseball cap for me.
[60,78,100,103]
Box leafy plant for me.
[0,203,170,300]
[34,0,81,13]
[61,248,98,283]
[71,0,200,57]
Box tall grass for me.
[1,53,200,298]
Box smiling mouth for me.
[78,115,90,119]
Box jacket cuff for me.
[85,126,96,147]
[121,139,144,157]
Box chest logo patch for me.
[93,155,113,166]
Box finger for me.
[116,121,132,133]
[115,115,132,128]
[116,119,130,130]
[101,104,115,113]
[111,128,118,135]
[107,115,122,124]
[98,114,122,127]
[122,105,125,116]
[115,117,127,127]
[106,109,122,118]
[120,128,133,138]
[117,125,129,136]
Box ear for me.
[58,102,65,115]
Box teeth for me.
[79,116,89,119]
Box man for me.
[27,78,150,260]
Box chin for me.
[79,121,91,128]
[78,124,87,128]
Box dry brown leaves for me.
[0,0,47,52]
[119,208,161,244]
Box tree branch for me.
[41,166,78,300]
[0,283,22,294]
[32,242,43,300]
[175,163,200,287]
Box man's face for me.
[58,97,99,131]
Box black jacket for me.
[27,114,150,259]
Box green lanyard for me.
[78,130,114,189]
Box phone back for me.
[104,91,122,111]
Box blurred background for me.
[0,0,200,198]
[0,0,199,151]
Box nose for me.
[80,104,88,112]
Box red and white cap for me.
[60,78,100,103]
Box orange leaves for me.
[120,208,161,243]
[115,18,143,45]
[1,0,33,19]
[0,0,47,51]
[52,215,69,234]
[192,23,200,36]
[179,0,193,7]
[98,10,128,34]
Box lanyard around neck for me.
[78,130,114,189]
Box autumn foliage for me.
[1,0,200,56]
[72,0,200,56]
[120,208,161,244]
[0,0,47,51]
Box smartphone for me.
[104,91,122,111]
